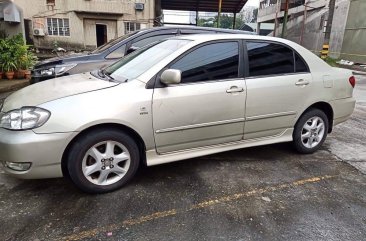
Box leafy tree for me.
[197,14,244,29]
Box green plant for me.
[1,54,17,72]
[0,34,36,72]
[14,44,28,69]
[324,56,339,67]
[21,51,38,70]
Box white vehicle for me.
[0,34,356,193]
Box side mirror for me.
[160,69,181,85]
[126,46,138,55]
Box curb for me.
[0,80,29,94]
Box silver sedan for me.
[0,34,356,193]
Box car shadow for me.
[0,142,296,196]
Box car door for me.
[152,41,246,154]
[244,41,312,140]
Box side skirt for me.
[146,128,294,166]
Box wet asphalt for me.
[0,75,365,241]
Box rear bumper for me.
[330,97,356,126]
[0,128,75,179]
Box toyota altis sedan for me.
[0,34,356,193]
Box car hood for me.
[2,73,119,112]
[34,52,95,69]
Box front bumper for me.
[0,128,75,179]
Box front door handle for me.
[226,86,244,93]
[295,79,310,86]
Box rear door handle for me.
[295,79,310,86]
[226,86,244,93]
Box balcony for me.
[258,0,327,23]
[65,0,133,15]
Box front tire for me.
[67,129,140,193]
[293,108,329,154]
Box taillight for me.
[349,76,356,88]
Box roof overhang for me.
[0,1,21,23]
[161,0,248,13]
[74,10,123,16]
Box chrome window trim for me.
[246,111,297,121]
[155,117,246,134]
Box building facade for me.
[258,0,366,63]
[10,0,155,50]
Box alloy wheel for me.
[81,141,131,186]
[301,116,325,149]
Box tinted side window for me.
[132,34,175,48]
[170,42,239,83]
[106,44,126,59]
[247,41,294,77]
[295,53,309,72]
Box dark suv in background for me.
[31,26,254,83]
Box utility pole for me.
[273,0,280,37]
[233,12,236,29]
[217,0,223,28]
[281,0,290,38]
[324,0,336,44]
[300,0,308,45]
[321,0,336,59]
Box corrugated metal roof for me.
[161,0,248,13]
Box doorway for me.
[96,24,107,47]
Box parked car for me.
[31,26,254,83]
[0,34,356,193]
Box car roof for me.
[173,33,283,42]
[137,26,255,35]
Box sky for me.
[164,0,259,24]
[247,0,259,7]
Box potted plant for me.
[22,52,37,80]
[0,39,4,79]
[2,53,17,80]
[12,37,27,79]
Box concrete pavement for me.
[0,91,13,100]
[0,75,365,241]
[325,74,366,174]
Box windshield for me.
[90,31,138,54]
[105,39,191,82]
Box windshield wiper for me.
[99,69,115,81]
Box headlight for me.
[0,107,51,130]
[40,64,77,77]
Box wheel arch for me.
[298,101,334,133]
[61,123,147,178]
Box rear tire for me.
[293,108,329,154]
[67,129,140,194]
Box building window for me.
[46,0,55,5]
[47,18,70,36]
[125,22,141,34]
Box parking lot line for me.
[61,175,336,241]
